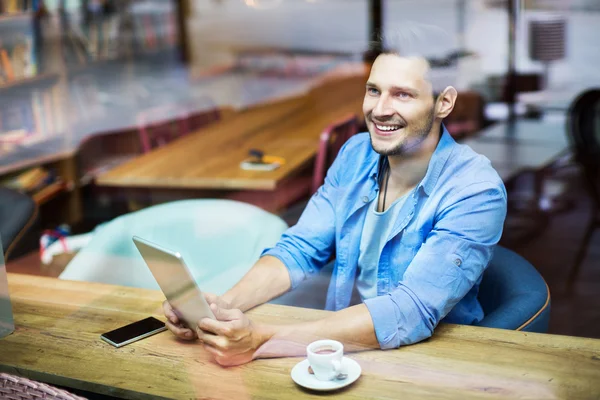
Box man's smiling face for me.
[363,54,437,156]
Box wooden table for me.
[472,119,569,145]
[2,273,600,400]
[462,140,568,174]
[96,75,367,191]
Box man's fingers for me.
[203,343,224,359]
[211,303,242,321]
[203,344,238,367]
[197,330,226,349]
[198,317,232,337]
[165,319,196,340]
[204,292,218,305]
[162,300,179,324]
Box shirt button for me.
[362,196,369,203]
[454,259,462,267]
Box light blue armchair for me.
[59,199,288,295]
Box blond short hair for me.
[376,22,457,95]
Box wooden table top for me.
[96,75,367,191]
[2,273,600,400]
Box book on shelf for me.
[0,10,37,81]
[0,49,14,81]
[0,87,56,151]
[0,96,34,131]
[1,166,47,190]
[0,0,34,14]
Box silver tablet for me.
[132,236,215,330]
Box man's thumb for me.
[211,303,238,321]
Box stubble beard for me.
[369,108,435,156]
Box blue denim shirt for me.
[263,125,507,349]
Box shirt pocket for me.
[389,231,424,285]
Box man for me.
[163,47,507,367]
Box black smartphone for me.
[100,317,167,348]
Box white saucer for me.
[291,357,361,391]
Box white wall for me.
[187,0,600,90]
[187,0,369,70]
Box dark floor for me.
[6,168,600,340]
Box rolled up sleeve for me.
[364,180,507,349]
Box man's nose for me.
[372,94,393,118]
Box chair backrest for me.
[476,246,550,333]
[311,114,360,194]
[182,96,222,132]
[444,91,484,139]
[0,373,86,400]
[0,187,37,261]
[59,199,288,295]
[567,89,600,207]
[187,108,221,132]
[1,239,15,339]
[136,105,190,153]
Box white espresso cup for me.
[306,339,344,381]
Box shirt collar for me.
[371,124,456,196]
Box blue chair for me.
[476,246,551,333]
[0,187,37,261]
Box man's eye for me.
[398,92,410,99]
[367,88,379,95]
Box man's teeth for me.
[376,124,401,132]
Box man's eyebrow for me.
[366,81,421,97]
[390,86,420,95]
[367,82,419,95]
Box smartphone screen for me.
[101,317,167,348]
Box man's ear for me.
[435,86,458,119]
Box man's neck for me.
[386,123,441,190]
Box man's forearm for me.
[253,304,380,359]
[222,255,292,312]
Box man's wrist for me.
[252,323,311,360]
[221,290,246,311]
[252,323,278,360]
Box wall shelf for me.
[0,73,60,96]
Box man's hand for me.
[163,293,230,341]
[204,292,231,310]
[163,300,197,340]
[197,303,272,367]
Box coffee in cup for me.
[306,340,344,381]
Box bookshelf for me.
[0,156,81,224]
[0,0,35,16]
[0,2,80,227]
[0,11,30,21]
[57,0,181,70]
[0,72,59,93]
[0,1,185,229]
